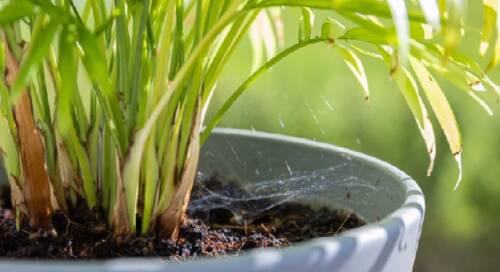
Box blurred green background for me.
[207,3,500,272]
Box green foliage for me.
[0,0,498,237]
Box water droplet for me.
[228,144,242,163]
[278,117,286,128]
[284,160,293,176]
[320,95,334,111]
[311,113,320,125]
[307,108,320,125]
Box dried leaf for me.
[4,44,52,228]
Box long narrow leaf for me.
[336,43,370,101]
[443,0,465,56]
[410,57,463,189]
[480,0,498,57]
[10,18,59,103]
[0,0,36,25]
[387,0,410,65]
[202,38,329,143]
[393,67,436,174]
[418,0,441,30]
[299,7,314,41]
[78,26,127,153]
[486,0,500,69]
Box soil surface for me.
[0,178,365,260]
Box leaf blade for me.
[387,0,410,65]
[393,67,436,174]
[336,44,370,100]
[418,0,441,30]
[0,0,36,25]
[410,57,463,188]
[11,18,59,103]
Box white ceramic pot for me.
[0,128,425,272]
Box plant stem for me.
[201,37,329,143]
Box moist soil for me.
[0,177,365,260]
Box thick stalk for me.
[4,44,52,229]
[158,100,201,239]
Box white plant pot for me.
[0,128,425,272]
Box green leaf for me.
[0,107,20,180]
[467,91,493,116]
[157,120,180,214]
[413,41,495,115]
[249,13,265,72]
[10,18,59,103]
[321,17,346,40]
[78,25,127,153]
[410,22,435,41]
[299,7,314,41]
[140,136,159,234]
[485,0,500,69]
[250,10,279,71]
[418,0,441,30]
[410,57,463,189]
[202,38,329,143]
[249,0,427,23]
[0,0,36,25]
[121,131,147,233]
[480,0,497,57]
[57,26,78,134]
[122,1,242,233]
[266,8,285,48]
[67,127,97,208]
[150,0,175,110]
[0,40,4,74]
[481,74,500,96]
[387,0,410,65]
[342,27,389,44]
[336,43,370,101]
[442,0,464,57]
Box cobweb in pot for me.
[188,163,381,219]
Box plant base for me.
[0,178,364,259]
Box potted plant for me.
[0,0,497,271]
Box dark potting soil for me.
[0,177,365,260]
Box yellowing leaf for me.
[393,67,436,175]
[336,44,369,100]
[480,0,498,57]
[410,57,463,188]
[485,0,500,69]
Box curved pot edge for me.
[0,128,425,272]
[170,128,426,271]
